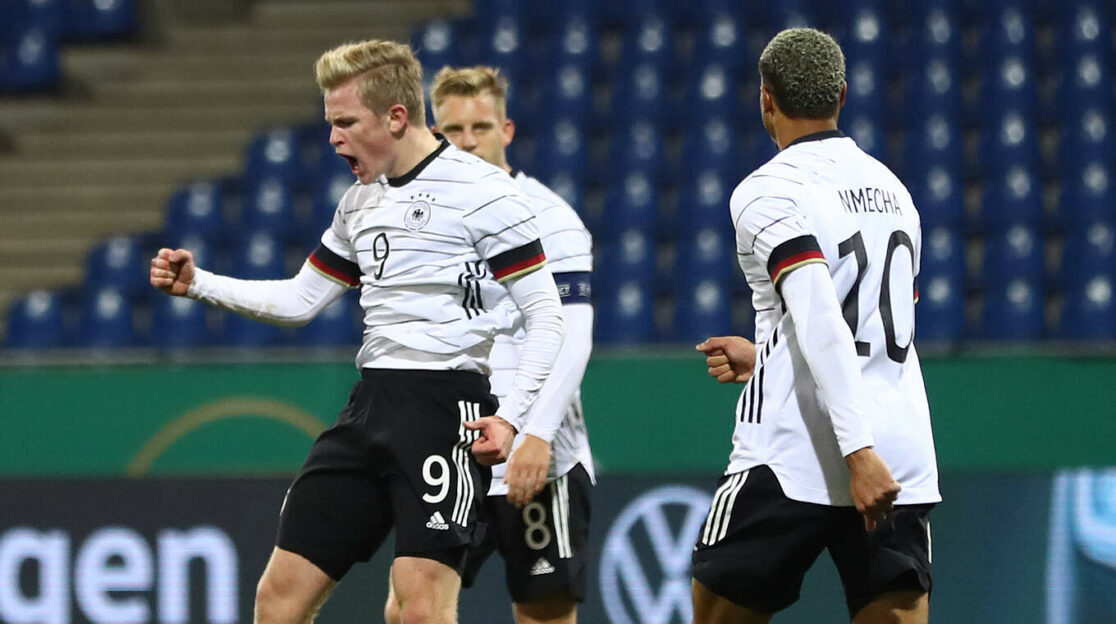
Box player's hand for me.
[465,416,516,466]
[504,435,551,507]
[845,447,902,532]
[696,336,757,383]
[150,248,196,297]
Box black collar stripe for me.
[786,129,845,148]
[387,134,451,187]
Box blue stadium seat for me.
[594,280,655,344]
[902,56,962,122]
[978,225,1045,289]
[920,226,966,283]
[151,295,211,349]
[532,118,589,181]
[594,229,656,288]
[977,110,1041,175]
[839,4,890,74]
[294,291,361,347]
[1057,107,1113,174]
[619,15,675,69]
[221,311,281,347]
[978,56,1037,122]
[979,165,1042,229]
[538,171,584,212]
[1060,222,1115,288]
[79,287,136,348]
[475,15,525,79]
[672,280,734,344]
[1058,161,1114,227]
[412,18,470,72]
[539,15,599,70]
[841,113,886,162]
[1054,3,1109,59]
[980,277,1045,340]
[1057,52,1111,120]
[306,168,356,247]
[609,119,665,180]
[239,177,295,239]
[910,164,964,228]
[692,12,745,70]
[684,64,737,120]
[164,181,224,239]
[906,0,962,62]
[915,273,965,342]
[596,173,659,236]
[905,113,963,179]
[63,0,137,41]
[764,1,820,31]
[610,62,670,122]
[675,168,734,234]
[979,4,1034,62]
[229,232,287,281]
[843,59,885,121]
[674,228,736,284]
[1058,275,1115,339]
[4,290,64,349]
[10,0,64,37]
[680,117,741,179]
[85,236,146,296]
[244,128,301,184]
[741,130,779,175]
[536,64,593,124]
[0,26,60,92]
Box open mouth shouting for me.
[339,153,359,175]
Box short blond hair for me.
[315,39,426,126]
[430,65,510,121]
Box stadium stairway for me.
[0,0,468,341]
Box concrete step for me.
[94,76,316,107]
[0,183,171,212]
[0,266,84,292]
[19,101,314,133]
[166,25,403,53]
[16,129,253,159]
[251,0,466,31]
[0,210,162,239]
[0,155,240,187]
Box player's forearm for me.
[780,264,875,456]
[521,303,593,442]
[498,267,565,432]
[188,262,348,327]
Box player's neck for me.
[774,118,840,151]
[388,127,443,179]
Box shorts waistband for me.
[359,368,487,383]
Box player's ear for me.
[760,83,776,115]
[387,103,409,134]
[838,81,848,108]
[502,118,516,148]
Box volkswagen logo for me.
[599,485,712,624]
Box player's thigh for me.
[692,577,773,624]
[493,465,592,605]
[852,591,929,624]
[391,555,463,620]
[828,504,934,621]
[378,370,497,569]
[255,547,337,621]
[691,465,830,615]
[275,382,395,581]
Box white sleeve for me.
[521,302,593,443]
[187,261,348,327]
[780,262,875,457]
[495,266,564,432]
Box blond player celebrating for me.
[691,29,941,624]
[151,41,564,624]
[386,65,595,624]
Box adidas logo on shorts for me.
[529,557,555,576]
[426,511,449,531]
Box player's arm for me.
[149,241,354,327]
[777,251,900,531]
[505,272,593,506]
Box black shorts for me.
[692,465,934,618]
[276,369,498,581]
[462,464,592,603]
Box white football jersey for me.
[726,130,941,507]
[488,170,595,494]
[311,138,546,374]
